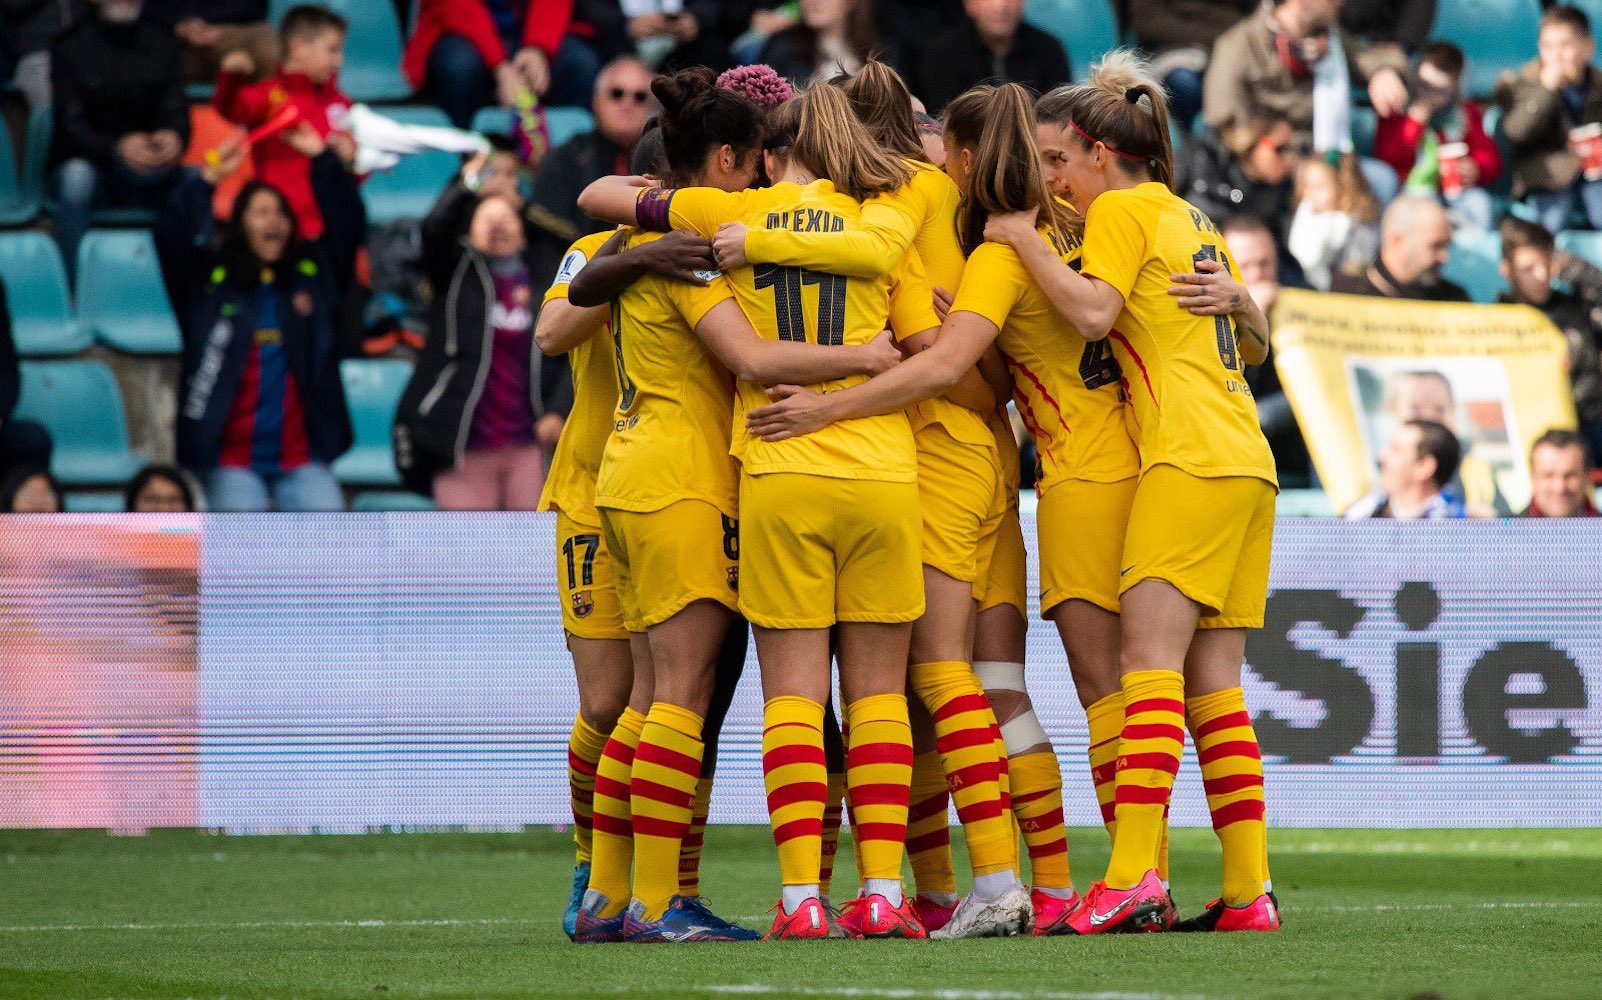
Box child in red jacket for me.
[215,5,353,241]
[1376,42,1502,231]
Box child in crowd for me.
[1376,42,1501,231]
[1289,155,1382,291]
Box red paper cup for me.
[1438,142,1470,198]
[1571,124,1602,181]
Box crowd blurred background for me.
[0,0,1598,519]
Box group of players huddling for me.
[533,48,1280,943]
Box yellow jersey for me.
[1079,183,1277,486]
[643,179,939,483]
[538,231,620,526]
[952,226,1140,491]
[591,229,740,516]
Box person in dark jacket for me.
[2,0,88,107]
[912,0,1070,113]
[393,161,573,509]
[0,277,55,488]
[1130,0,1254,128]
[1341,0,1434,78]
[142,0,278,84]
[1330,195,1470,301]
[155,138,357,511]
[50,0,190,284]
[1178,115,1297,243]
[759,0,894,89]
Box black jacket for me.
[49,13,189,166]
[524,129,628,291]
[393,181,574,495]
[913,16,1070,113]
[1176,130,1293,242]
[1330,261,1470,302]
[1500,256,1602,423]
[0,278,17,422]
[1341,0,1435,50]
[140,1,268,28]
[2,0,86,58]
[156,154,360,472]
[757,26,903,88]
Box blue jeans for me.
[203,463,346,512]
[1526,177,1602,234]
[1163,67,1204,133]
[425,33,602,129]
[52,158,184,285]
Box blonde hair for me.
[765,85,912,200]
[1295,154,1380,224]
[943,84,1076,255]
[842,60,925,161]
[1056,49,1175,190]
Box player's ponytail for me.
[1056,49,1175,190]
[773,84,912,201]
[650,66,764,185]
[841,60,925,161]
[944,83,1073,256]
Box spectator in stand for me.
[3,0,86,108]
[394,157,574,510]
[1376,42,1500,232]
[1341,0,1435,79]
[576,1,736,78]
[1495,5,1602,234]
[50,0,190,283]
[1523,429,1597,517]
[1204,0,1410,205]
[1178,114,1298,243]
[155,138,359,512]
[146,1,278,84]
[1129,0,1254,129]
[1331,195,1468,300]
[405,0,605,130]
[214,5,354,243]
[1498,217,1602,460]
[124,464,199,512]
[1288,154,1381,289]
[730,3,799,65]
[1344,419,1466,519]
[0,278,54,487]
[913,0,1070,114]
[525,56,656,288]
[759,0,887,88]
[1,465,63,513]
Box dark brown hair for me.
[1498,215,1557,260]
[281,4,347,44]
[651,67,764,182]
[1057,50,1175,190]
[943,83,1075,255]
[1532,427,1593,468]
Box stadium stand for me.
[0,115,37,227]
[331,358,412,489]
[76,230,183,356]
[14,360,143,485]
[268,0,411,103]
[1025,0,1120,83]
[360,105,463,226]
[472,105,596,152]
[1432,0,1542,99]
[0,232,91,357]
[1558,229,1602,269]
[1443,228,1511,303]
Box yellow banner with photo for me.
[1271,289,1576,515]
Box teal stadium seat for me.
[1443,229,1509,303]
[471,106,514,139]
[1350,105,1378,158]
[64,492,128,513]
[361,105,464,226]
[0,232,91,356]
[269,0,411,102]
[1025,0,1120,82]
[1557,230,1602,269]
[472,106,595,150]
[76,230,183,354]
[1433,0,1541,99]
[0,116,39,226]
[331,358,412,487]
[351,490,436,512]
[14,361,144,485]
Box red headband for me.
[1068,119,1149,163]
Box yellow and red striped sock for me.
[911,661,1013,876]
[1009,751,1071,890]
[819,767,846,896]
[844,694,913,883]
[678,774,712,896]
[1104,670,1185,890]
[567,714,609,865]
[761,696,828,892]
[977,692,1019,870]
[1187,687,1268,906]
[905,750,956,896]
[1085,693,1122,840]
[587,706,645,916]
[629,702,705,919]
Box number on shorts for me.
[753,264,847,345]
[1078,339,1120,390]
[1193,244,1239,373]
[721,515,739,561]
[563,533,600,589]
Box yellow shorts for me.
[1119,464,1276,629]
[1038,476,1139,617]
[555,510,629,640]
[978,502,1027,616]
[739,472,924,629]
[599,500,739,633]
[916,425,1007,597]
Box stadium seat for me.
[1557,230,1602,269]
[1432,0,1541,99]
[361,105,464,226]
[64,492,127,513]
[14,360,144,485]
[76,230,183,355]
[546,107,595,149]
[1350,105,1378,158]
[331,358,412,487]
[1275,489,1334,517]
[472,106,514,139]
[269,0,411,102]
[0,116,39,226]
[1025,0,1119,82]
[1443,229,1509,303]
[351,490,436,512]
[0,231,91,356]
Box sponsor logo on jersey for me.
[554,249,589,286]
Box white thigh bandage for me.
[972,661,1047,753]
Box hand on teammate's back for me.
[714,222,749,270]
[639,231,719,285]
[984,207,1041,248]
[1168,258,1246,317]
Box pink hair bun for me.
[717,64,794,110]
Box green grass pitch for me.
[1,826,1598,999]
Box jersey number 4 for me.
[754,264,847,345]
[1193,244,1240,372]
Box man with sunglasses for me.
[525,57,658,293]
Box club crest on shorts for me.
[571,590,594,618]
[727,566,739,591]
